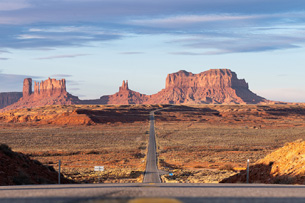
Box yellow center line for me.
[129,198,182,203]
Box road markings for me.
[129,198,182,203]
[141,183,159,187]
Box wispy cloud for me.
[169,51,204,56]
[68,88,81,91]
[51,74,73,78]
[0,72,42,92]
[0,50,10,54]
[17,34,46,40]
[34,54,90,60]
[129,14,261,28]
[130,12,305,27]
[0,0,31,11]
[167,29,305,54]
[119,52,144,55]
[0,0,305,54]
[0,25,124,49]
[0,57,9,60]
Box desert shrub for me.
[129,171,142,178]
[219,164,235,171]
[138,146,146,150]
[133,153,145,158]
[86,150,100,155]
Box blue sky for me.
[1,0,305,102]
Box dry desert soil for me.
[1,104,305,184]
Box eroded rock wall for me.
[0,92,23,109]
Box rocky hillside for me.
[0,144,72,185]
[221,140,305,184]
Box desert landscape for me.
[155,104,305,183]
[1,69,305,185]
[0,104,163,184]
[1,103,305,184]
[2,2,305,202]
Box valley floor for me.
[0,104,305,183]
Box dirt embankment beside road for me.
[221,140,305,184]
[0,144,73,185]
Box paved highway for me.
[2,183,305,202]
[143,110,162,183]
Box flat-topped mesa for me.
[34,78,67,96]
[165,69,248,89]
[160,69,265,104]
[119,80,129,91]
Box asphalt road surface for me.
[2,183,305,203]
[143,110,162,183]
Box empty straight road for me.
[143,110,162,183]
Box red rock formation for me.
[2,78,81,111]
[100,80,147,104]
[165,69,248,89]
[23,78,32,97]
[148,69,266,104]
[34,78,66,97]
[119,80,129,91]
[99,69,266,105]
[0,92,23,109]
[1,69,268,111]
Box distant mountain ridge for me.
[1,69,269,111]
[0,92,23,109]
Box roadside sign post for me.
[58,160,61,184]
[94,166,104,183]
[246,159,250,184]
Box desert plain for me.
[0,104,305,184]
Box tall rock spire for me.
[119,80,129,91]
[23,78,32,97]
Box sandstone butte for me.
[2,78,81,111]
[1,69,269,111]
[221,140,305,184]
